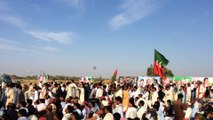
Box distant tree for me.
[147,64,154,76]
[146,64,174,77]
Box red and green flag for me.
[154,49,169,79]
[111,69,118,83]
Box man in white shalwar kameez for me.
[79,84,85,104]
[186,83,193,103]
[164,85,173,106]
[95,85,103,99]
[115,86,122,98]
[66,81,77,99]
[151,87,158,106]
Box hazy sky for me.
[0,0,213,77]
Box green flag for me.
[154,49,169,79]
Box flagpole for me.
[153,49,155,78]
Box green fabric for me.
[154,49,169,66]
[172,76,192,82]
[183,76,192,82]
[173,76,182,81]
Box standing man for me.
[164,85,173,106]
[66,80,77,99]
[103,106,114,120]
[95,84,103,99]
[6,83,15,107]
[112,96,123,118]
[195,81,205,102]
[151,87,158,106]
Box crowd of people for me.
[0,77,212,120]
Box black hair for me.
[104,106,112,113]
[71,111,81,120]
[178,94,183,99]
[67,105,73,113]
[167,100,171,104]
[27,99,33,105]
[115,96,122,103]
[18,109,27,117]
[113,112,121,120]
[20,101,27,107]
[153,104,159,111]
[139,100,144,106]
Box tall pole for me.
[153,49,156,77]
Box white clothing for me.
[61,101,66,109]
[184,107,192,119]
[115,89,122,98]
[164,89,173,103]
[102,100,108,106]
[136,98,143,107]
[151,91,158,105]
[137,106,146,120]
[186,86,192,103]
[96,88,103,98]
[62,113,71,120]
[28,115,38,120]
[103,113,114,120]
[33,91,39,104]
[132,90,139,98]
[125,107,137,119]
[80,87,85,104]
[142,91,149,100]
[39,88,46,99]
[37,103,46,111]
[63,103,72,115]
[17,117,28,120]
[113,104,123,118]
[66,83,77,98]
[196,85,205,99]
[159,101,165,112]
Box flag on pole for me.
[111,69,118,84]
[154,49,169,79]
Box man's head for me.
[139,100,144,107]
[128,98,135,107]
[65,105,73,113]
[167,100,171,105]
[178,93,183,100]
[113,112,121,120]
[115,96,122,105]
[152,87,157,92]
[20,101,27,108]
[104,106,112,114]
[138,94,142,98]
[27,99,33,106]
[18,109,27,117]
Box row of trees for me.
[15,75,80,81]
[2,65,174,81]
